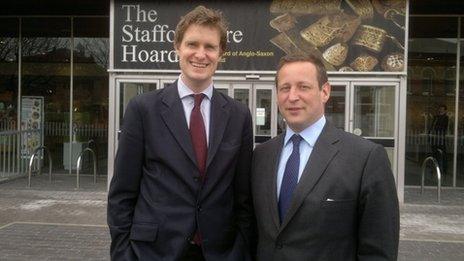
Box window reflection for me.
[406,17,457,187]
[255,89,271,136]
[73,17,109,175]
[233,89,249,107]
[325,85,345,130]
[0,18,18,132]
[119,82,157,124]
[458,36,464,187]
[21,17,71,173]
[353,86,395,137]
[216,88,229,96]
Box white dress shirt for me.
[177,76,213,145]
[276,116,326,197]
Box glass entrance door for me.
[327,80,399,181]
[327,82,349,131]
[213,82,277,145]
[112,78,160,154]
[109,78,400,185]
[349,81,399,181]
[253,84,276,144]
[112,79,277,158]
[117,80,158,132]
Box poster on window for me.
[112,0,407,73]
[20,96,44,158]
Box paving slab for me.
[0,222,109,261]
[0,176,463,260]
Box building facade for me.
[0,0,463,203]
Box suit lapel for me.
[279,123,340,230]
[206,90,230,169]
[268,135,285,231]
[160,82,197,167]
[199,90,230,199]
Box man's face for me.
[438,106,446,115]
[175,24,221,92]
[277,61,330,132]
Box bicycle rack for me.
[28,146,52,188]
[421,156,442,203]
[76,147,97,189]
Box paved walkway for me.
[0,175,463,260]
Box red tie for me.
[189,94,207,178]
[189,94,207,245]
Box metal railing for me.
[76,147,97,189]
[0,120,16,132]
[1,129,41,179]
[421,156,442,203]
[44,122,107,138]
[28,146,52,188]
[0,130,19,178]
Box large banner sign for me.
[113,0,407,72]
[20,96,44,159]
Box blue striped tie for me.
[278,134,302,223]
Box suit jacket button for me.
[193,177,200,182]
[197,205,202,212]
[276,242,283,249]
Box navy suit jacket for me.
[108,82,255,260]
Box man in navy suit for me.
[108,6,255,261]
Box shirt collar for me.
[177,75,213,100]
[284,115,326,147]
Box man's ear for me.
[321,82,331,103]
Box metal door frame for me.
[349,80,400,185]
[108,74,175,187]
[329,77,401,191]
[328,80,350,132]
[213,80,278,143]
[252,82,278,142]
[107,75,276,186]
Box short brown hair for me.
[275,54,328,90]
[174,5,228,54]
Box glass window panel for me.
[409,17,457,38]
[326,85,346,130]
[214,83,229,96]
[21,17,71,173]
[458,36,464,187]
[353,85,395,137]
[0,18,19,131]
[233,89,249,107]
[74,17,109,38]
[255,89,271,136]
[406,17,457,187]
[216,88,229,96]
[73,17,109,176]
[119,82,157,124]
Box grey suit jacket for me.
[251,122,399,261]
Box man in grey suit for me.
[252,54,399,260]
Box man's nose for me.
[288,87,299,101]
[194,47,207,59]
